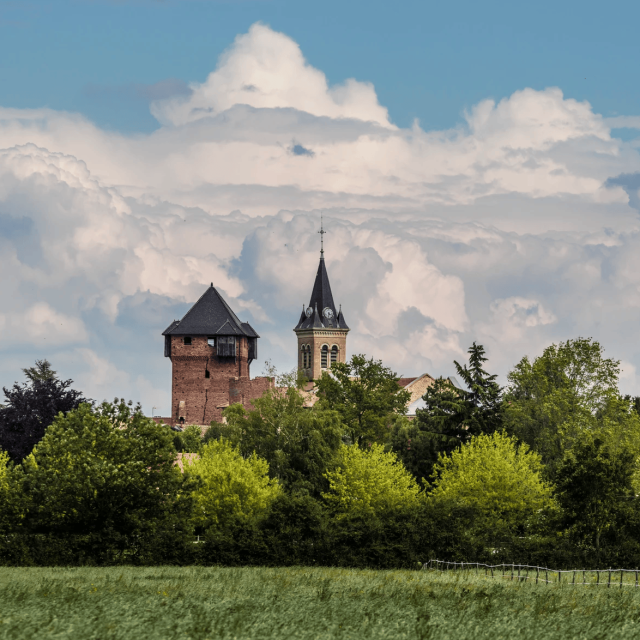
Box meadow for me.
[0,566,639,639]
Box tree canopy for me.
[503,337,640,477]
[18,400,193,556]
[323,444,422,517]
[393,343,502,480]
[429,432,553,530]
[187,439,281,530]
[0,360,90,462]
[210,368,344,496]
[314,354,410,446]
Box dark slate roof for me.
[294,257,349,331]
[162,284,260,337]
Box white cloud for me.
[2,23,640,413]
[150,23,392,128]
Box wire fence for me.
[423,559,640,587]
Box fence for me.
[424,559,640,587]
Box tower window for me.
[205,369,210,378]
[207,337,215,347]
[331,345,338,365]
[183,337,192,345]
[305,345,311,369]
[321,345,329,369]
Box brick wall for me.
[167,335,274,426]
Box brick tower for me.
[294,227,349,380]
[162,285,272,425]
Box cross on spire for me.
[318,212,326,257]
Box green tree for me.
[315,354,410,446]
[212,367,344,496]
[18,400,194,558]
[173,424,203,453]
[323,444,422,517]
[555,437,636,556]
[186,439,281,531]
[504,337,637,477]
[393,343,502,481]
[429,432,554,532]
[22,359,57,383]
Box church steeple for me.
[294,217,349,379]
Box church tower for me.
[293,222,349,380]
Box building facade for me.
[293,251,349,380]
[162,284,273,425]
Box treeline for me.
[1,342,640,568]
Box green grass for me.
[1,566,640,639]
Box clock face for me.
[323,307,334,319]
[305,307,313,317]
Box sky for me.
[2,0,640,415]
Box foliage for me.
[504,337,635,478]
[17,400,194,562]
[397,343,502,479]
[173,424,203,453]
[555,437,637,555]
[314,354,410,446]
[429,432,554,535]
[323,444,422,517]
[22,359,57,383]
[0,450,20,532]
[217,367,343,495]
[0,361,90,462]
[187,439,281,531]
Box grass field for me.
[1,566,640,639]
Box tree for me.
[429,432,554,532]
[173,424,203,453]
[314,354,410,446]
[22,359,57,383]
[186,439,281,531]
[0,361,90,462]
[555,437,636,556]
[393,343,502,481]
[504,337,635,478]
[322,444,422,518]
[18,400,194,558]
[210,367,344,496]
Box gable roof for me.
[294,257,349,331]
[162,284,260,338]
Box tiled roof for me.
[294,258,349,331]
[397,377,418,388]
[163,284,260,338]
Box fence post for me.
[490,566,493,578]
[536,567,539,584]
[511,564,514,581]
[583,570,586,585]
[620,571,623,588]
[572,571,575,585]
[518,565,520,582]
[608,569,611,588]
[597,571,600,585]
[636,570,638,588]
[546,568,548,584]
[558,571,561,585]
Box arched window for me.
[331,345,338,366]
[321,344,329,369]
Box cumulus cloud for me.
[3,22,640,412]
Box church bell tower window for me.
[331,345,338,365]
[321,345,329,369]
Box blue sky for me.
[3,0,639,134]
[2,0,640,414]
